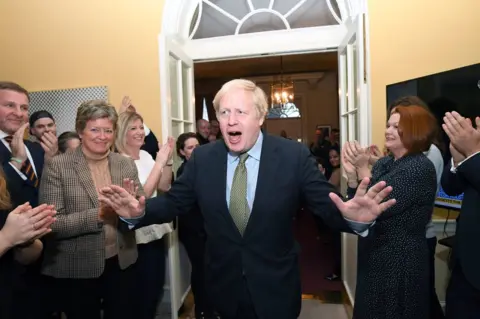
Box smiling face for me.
[0,89,29,135]
[385,113,406,154]
[217,88,264,153]
[79,118,114,156]
[329,149,340,167]
[125,118,145,149]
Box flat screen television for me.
[386,63,480,210]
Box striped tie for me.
[4,136,39,188]
[229,153,250,235]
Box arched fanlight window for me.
[189,0,343,40]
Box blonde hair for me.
[213,79,268,118]
[115,111,144,154]
[0,168,11,210]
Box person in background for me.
[441,111,480,319]
[344,105,438,318]
[210,119,221,139]
[329,128,340,148]
[39,100,143,319]
[57,131,81,154]
[119,96,160,160]
[325,146,342,281]
[175,132,216,319]
[29,110,58,161]
[115,111,174,319]
[0,166,56,319]
[208,134,217,143]
[196,119,210,145]
[370,96,446,319]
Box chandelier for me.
[270,56,295,107]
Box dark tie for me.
[4,136,39,188]
[229,153,250,235]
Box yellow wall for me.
[368,0,480,218]
[0,0,165,136]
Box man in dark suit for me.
[99,79,396,319]
[0,82,44,208]
[0,81,47,318]
[441,111,480,318]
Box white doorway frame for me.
[159,0,372,309]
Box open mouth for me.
[228,131,242,144]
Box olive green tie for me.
[229,153,250,235]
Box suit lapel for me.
[73,147,99,207]
[244,133,279,237]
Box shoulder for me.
[406,153,436,174]
[110,151,135,165]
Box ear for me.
[179,149,186,157]
[258,115,265,127]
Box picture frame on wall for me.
[315,125,331,138]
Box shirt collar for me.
[228,132,263,164]
[0,130,9,139]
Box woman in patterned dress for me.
[344,105,438,319]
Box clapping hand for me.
[156,137,175,168]
[443,111,480,158]
[120,96,136,113]
[0,203,56,248]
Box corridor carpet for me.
[293,209,343,294]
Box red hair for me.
[392,105,437,155]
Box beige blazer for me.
[39,147,143,279]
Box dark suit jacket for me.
[441,155,480,290]
[140,133,350,319]
[0,140,44,207]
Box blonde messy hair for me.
[213,79,268,118]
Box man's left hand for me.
[329,178,396,223]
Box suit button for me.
[242,269,246,276]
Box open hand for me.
[10,123,29,162]
[40,131,59,160]
[329,178,396,223]
[99,185,145,219]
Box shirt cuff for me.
[344,217,374,237]
[120,213,145,230]
[143,123,151,136]
[9,162,27,180]
[451,151,480,173]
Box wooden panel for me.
[194,52,338,80]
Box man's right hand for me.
[99,185,146,219]
[10,123,29,166]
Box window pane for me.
[169,55,180,119]
[182,62,192,121]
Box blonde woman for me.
[116,111,174,319]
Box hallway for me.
[299,299,348,319]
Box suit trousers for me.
[220,278,258,319]
[38,256,136,319]
[446,262,480,319]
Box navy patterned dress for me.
[349,154,437,319]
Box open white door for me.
[338,10,370,306]
[159,34,196,318]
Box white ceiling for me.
[190,0,341,39]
